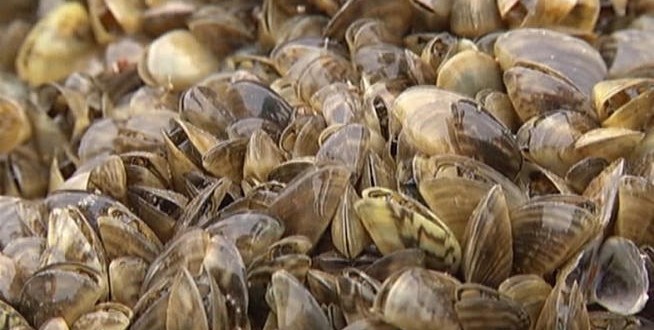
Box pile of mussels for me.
[1,0,654,329]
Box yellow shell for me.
[16,2,96,86]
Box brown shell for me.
[395,87,522,179]
[511,196,600,276]
[495,28,607,96]
[462,185,513,288]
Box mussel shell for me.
[0,299,32,329]
[462,185,513,288]
[109,256,148,308]
[267,269,331,330]
[201,138,248,183]
[177,177,240,230]
[565,157,609,194]
[413,154,527,205]
[126,185,187,243]
[203,235,249,329]
[121,151,171,189]
[515,161,576,197]
[498,275,553,326]
[354,187,461,273]
[294,53,357,104]
[3,237,44,290]
[204,211,284,266]
[592,78,654,125]
[450,0,503,38]
[599,29,654,78]
[96,205,163,263]
[310,82,365,128]
[141,1,195,37]
[345,18,401,53]
[353,43,411,85]
[179,85,233,138]
[0,252,21,305]
[454,283,530,330]
[306,269,339,306]
[592,236,649,315]
[70,301,133,330]
[582,158,625,237]
[574,127,644,163]
[331,184,371,259]
[268,165,350,247]
[0,96,31,154]
[138,29,219,91]
[222,80,293,129]
[270,37,348,76]
[316,124,370,180]
[475,89,520,133]
[614,175,654,246]
[413,154,527,242]
[517,110,598,177]
[141,228,210,292]
[42,206,106,273]
[588,311,653,330]
[323,0,413,40]
[341,318,399,330]
[374,267,461,330]
[395,87,522,179]
[39,317,67,330]
[495,28,607,96]
[418,177,488,245]
[0,197,46,250]
[16,2,96,86]
[88,0,144,44]
[511,196,600,275]
[336,267,381,324]
[19,262,106,327]
[187,5,254,59]
[534,281,590,330]
[363,248,426,283]
[166,268,209,330]
[2,146,50,199]
[503,64,594,123]
[437,49,504,98]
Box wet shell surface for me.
[0,0,653,329]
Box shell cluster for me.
[1,0,654,329]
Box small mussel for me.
[354,187,462,273]
[373,267,461,330]
[393,86,522,179]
